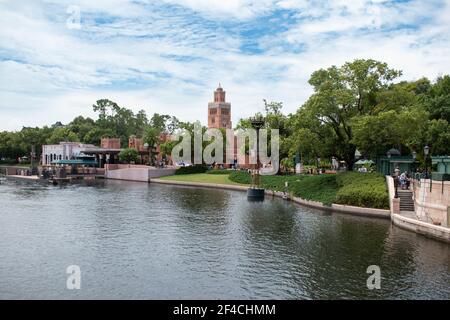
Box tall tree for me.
[46,127,79,145]
[293,59,401,169]
[422,75,450,122]
[143,126,162,165]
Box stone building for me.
[208,84,232,129]
[101,138,121,149]
[206,84,252,168]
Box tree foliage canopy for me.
[1,59,449,169]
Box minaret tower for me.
[208,84,232,129]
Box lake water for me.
[0,178,448,299]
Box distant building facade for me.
[41,138,121,167]
[208,84,232,129]
[128,136,146,152]
[42,142,95,165]
[101,138,121,149]
[205,84,252,169]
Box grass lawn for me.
[158,173,248,186]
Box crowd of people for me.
[393,167,411,190]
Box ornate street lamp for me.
[247,116,265,201]
[423,145,430,179]
[411,151,417,175]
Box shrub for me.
[290,175,338,206]
[229,170,251,184]
[228,170,389,209]
[175,164,208,175]
[261,174,303,191]
[229,171,304,191]
[118,148,139,164]
[334,172,389,209]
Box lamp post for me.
[247,116,265,201]
[423,145,429,179]
[386,150,392,175]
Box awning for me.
[51,159,97,165]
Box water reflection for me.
[0,179,448,299]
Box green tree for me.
[143,126,162,165]
[351,107,428,159]
[292,59,402,169]
[46,127,79,144]
[422,75,450,122]
[83,127,116,145]
[0,131,24,160]
[422,119,450,156]
[68,116,95,142]
[150,113,171,133]
[118,148,139,164]
[19,126,54,161]
[92,99,149,147]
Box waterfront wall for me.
[154,178,449,243]
[413,178,450,227]
[386,175,450,243]
[105,164,176,182]
[0,166,30,176]
[152,179,390,219]
[391,213,450,244]
[106,167,150,182]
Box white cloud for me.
[0,0,449,131]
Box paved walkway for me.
[6,175,40,181]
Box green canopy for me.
[51,159,97,166]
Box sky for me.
[1,0,450,131]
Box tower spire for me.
[208,84,231,129]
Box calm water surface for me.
[0,178,448,299]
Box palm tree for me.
[143,126,161,166]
